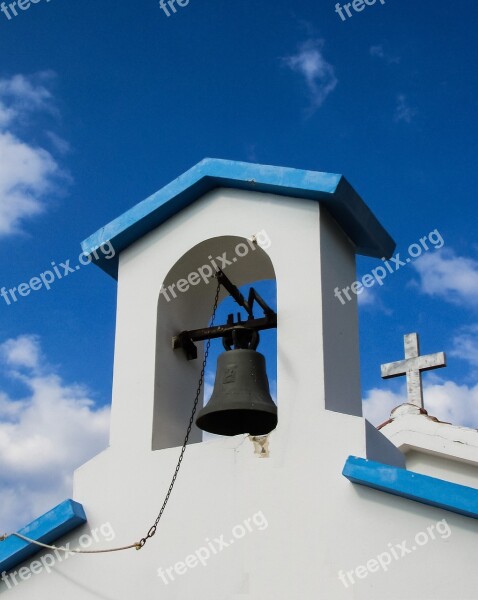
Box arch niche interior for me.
[152,235,276,451]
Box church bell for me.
[195,328,277,436]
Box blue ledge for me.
[343,456,478,519]
[81,158,395,278]
[0,500,87,573]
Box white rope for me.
[0,281,223,559]
[1,532,141,553]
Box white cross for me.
[380,333,446,408]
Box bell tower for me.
[35,159,416,599]
[82,158,398,456]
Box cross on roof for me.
[380,333,446,408]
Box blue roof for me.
[81,158,395,278]
[343,456,478,519]
[0,499,87,573]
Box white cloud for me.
[370,45,400,64]
[363,380,478,430]
[0,73,56,120]
[358,287,376,307]
[283,39,338,114]
[1,334,41,369]
[363,387,407,425]
[0,335,110,531]
[357,286,389,312]
[0,72,68,237]
[370,45,385,59]
[0,104,15,128]
[203,370,215,405]
[357,285,392,314]
[423,380,478,427]
[0,132,60,236]
[450,324,478,370]
[45,130,71,155]
[394,94,417,123]
[413,249,478,305]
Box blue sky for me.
[0,0,477,530]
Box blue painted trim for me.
[81,158,396,279]
[343,456,478,519]
[0,500,87,573]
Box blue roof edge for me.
[343,456,478,519]
[0,499,87,573]
[81,158,396,279]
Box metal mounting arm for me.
[172,270,277,360]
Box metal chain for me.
[0,278,222,555]
[137,277,221,549]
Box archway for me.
[152,234,276,450]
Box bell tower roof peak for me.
[81,158,395,278]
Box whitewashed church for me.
[1,158,477,599]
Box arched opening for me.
[152,234,276,451]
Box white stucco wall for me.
[380,405,478,488]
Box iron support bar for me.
[172,269,277,360]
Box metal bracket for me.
[172,270,277,360]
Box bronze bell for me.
[196,329,277,436]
